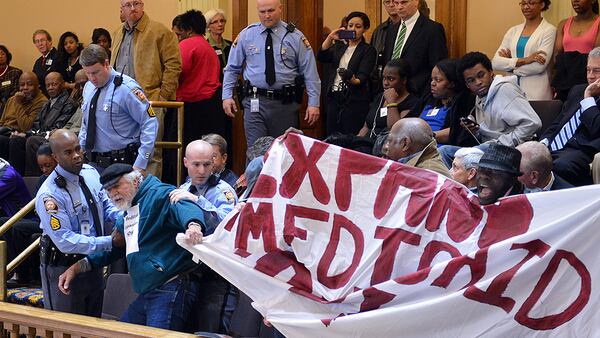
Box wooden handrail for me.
[0,302,199,337]
[0,199,35,238]
[150,100,184,185]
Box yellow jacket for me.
[111,13,181,100]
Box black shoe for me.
[6,278,30,288]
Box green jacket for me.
[89,175,204,294]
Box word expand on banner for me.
[179,133,599,338]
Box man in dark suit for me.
[539,47,600,186]
[383,0,448,96]
[517,141,573,193]
[32,29,57,97]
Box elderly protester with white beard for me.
[58,163,207,332]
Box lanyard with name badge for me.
[251,87,259,113]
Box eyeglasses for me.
[121,1,143,9]
[383,0,393,5]
[210,19,227,24]
[519,1,541,7]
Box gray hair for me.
[590,47,600,59]
[202,133,228,155]
[123,170,145,186]
[204,8,226,25]
[80,44,109,67]
[516,141,552,179]
[454,147,484,169]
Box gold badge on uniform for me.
[50,216,61,231]
[147,106,156,117]
[133,88,147,103]
[224,190,235,204]
[301,36,311,49]
[44,198,58,214]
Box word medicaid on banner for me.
[179,133,599,338]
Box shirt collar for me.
[542,172,555,191]
[56,165,80,184]
[402,10,419,26]
[261,21,285,34]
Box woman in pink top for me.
[552,0,600,100]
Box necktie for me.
[79,175,102,236]
[550,107,582,151]
[85,87,102,152]
[265,28,276,86]
[392,22,407,60]
[41,56,47,69]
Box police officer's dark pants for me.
[191,273,238,334]
[40,264,103,317]
[242,97,299,148]
[25,135,46,176]
[551,146,594,186]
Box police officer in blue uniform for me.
[36,129,122,316]
[78,44,158,173]
[169,139,237,333]
[222,0,321,148]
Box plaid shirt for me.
[0,66,23,113]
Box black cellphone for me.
[338,30,356,40]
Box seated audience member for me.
[202,133,238,188]
[552,0,600,101]
[516,141,573,193]
[539,48,600,185]
[438,52,541,167]
[32,29,57,97]
[69,69,88,105]
[91,28,112,60]
[170,140,237,333]
[0,45,23,115]
[383,117,451,178]
[450,147,484,193]
[51,32,84,91]
[492,0,555,100]
[407,58,476,146]
[59,163,206,332]
[0,72,47,164]
[3,143,56,286]
[0,157,31,217]
[476,143,524,205]
[8,72,76,176]
[319,11,377,136]
[358,58,418,139]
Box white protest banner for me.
[178,133,600,338]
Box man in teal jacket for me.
[58,163,206,332]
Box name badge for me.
[81,220,91,235]
[215,49,223,55]
[426,108,440,117]
[380,107,388,117]
[124,204,140,256]
[103,103,110,112]
[45,59,53,66]
[1,80,11,87]
[250,98,260,113]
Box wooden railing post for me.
[0,240,6,302]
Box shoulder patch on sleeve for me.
[232,34,239,48]
[147,105,156,117]
[44,197,59,214]
[301,36,311,50]
[50,216,61,231]
[133,88,147,103]
[223,190,235,204]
